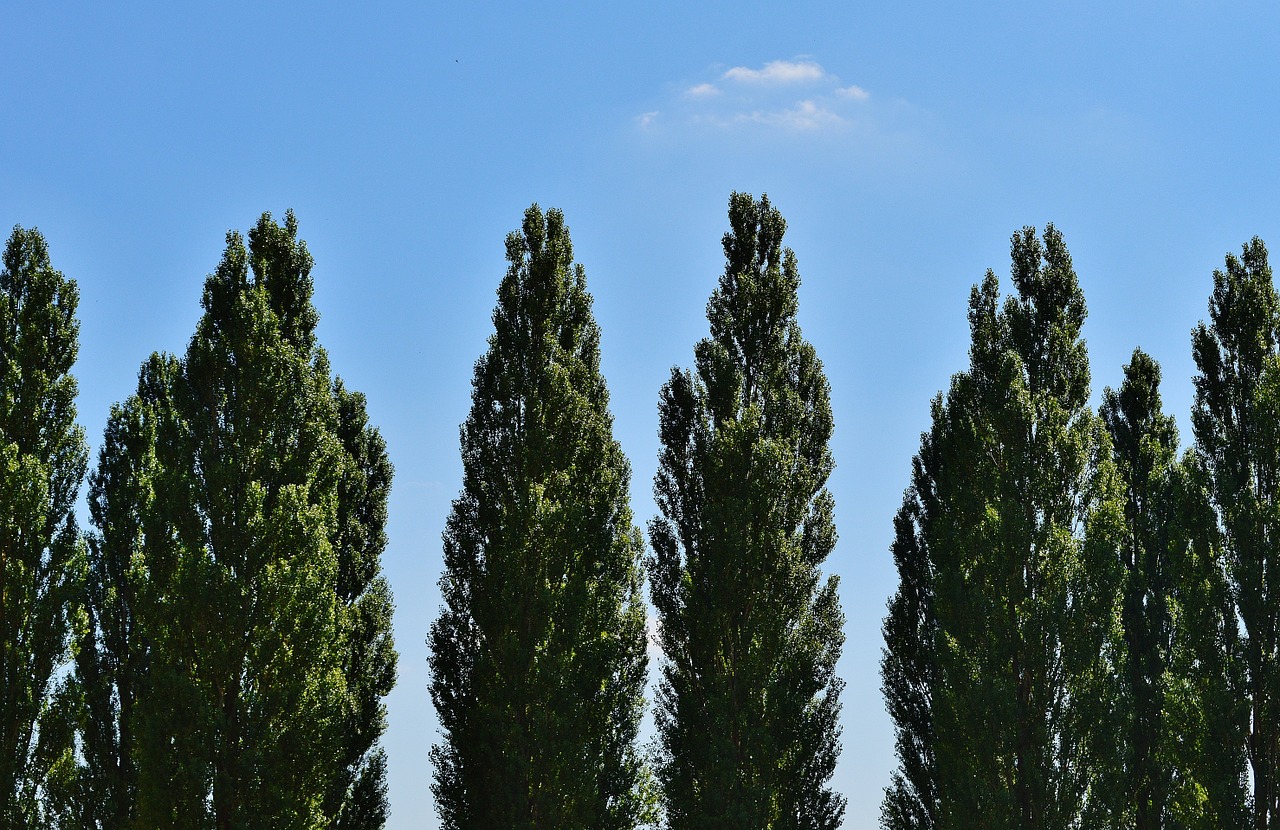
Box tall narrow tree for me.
[881,225,1124,830]
[649,192,845,830]
[0,226,87,829]
[1158,450,1249,830]
[144,215,347,829]
[244,213,398,830]
[1190,236,1280,829]
[70,212,396,830]
[879,402,940,830]
[63,353,183,830]
[325,379,396,830]
[1097,349,1184,829]
[1104,376,1249,830]
[429,205,651,830]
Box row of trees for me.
[0,214,396,830]
[427,194,847,829]
[26,195,1266,830]
[3,193,847,830]
[881,227,1280,829]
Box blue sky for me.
[5,2,1279,826]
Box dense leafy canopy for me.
[1190,238,1280,828]
[649,192,845,830]
[10,200,1280,830]
[60,213,395,830]
[1096,350,1215,829]
[882,226,1123,830]
[0,227,87,829]
[429,205,651,830]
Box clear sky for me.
[5,2,1280,826]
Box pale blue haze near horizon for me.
[4,3,1279,826]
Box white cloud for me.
[722,59,827,84]
[685,82,720,98]
[735,100,844,131]
[637,58,883,138]
[837,84,870,101]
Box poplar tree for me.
[1190,236,1280,828]
[70,212,396,829]
[1097,349,1183,829]
[648,192,845,830]
[1164,450,1248,830]
[429,205,651,830]
[879,409,939,830]
[144,214,345,829]
[1098,350,1247,830]
[324,379,396,830]
[880,225,1123,830]
[0,226,87,829]
[64,353,182,830]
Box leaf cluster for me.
[430,205,651,830]
[42,213,397,830]
[649,192,845,830]
[0,226,88,829]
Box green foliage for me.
[68,212,396,830]
[881,225,1123,830]
[140,214,346,828]
[880,422,939,830]
[1161,452,1247,829]
[56,352,183,830]
[1096,349,1226,830]
[325,380,397,830]
[1188,237,1280,827]
[0,226,88,829]
[648,192,845,830]
[429,204,651,830]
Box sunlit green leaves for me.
[69,213,396,830]
[882,225,1122,830]
[430,205,651,830]
[650,192,844,830]
[0,226,87,830]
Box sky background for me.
[4,2,1280,826]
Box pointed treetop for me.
[248,210,317,351]
[488,204,602,395]
[992,223,1091,409]
[1191,237,1280,457]
[1,225,80,380]
[1008,224,1085,331]
[198,229,251,333]
[708,192,800,372]
[1103,349,1176,448]
[197,211,317,352]
[1200,236,1277,372]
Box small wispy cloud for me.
[721,100,844,131]
[685,82,720,98]
[722,59,827,84]
[637,57,884,138]
[837,84,870,101]
[633,60,934,175]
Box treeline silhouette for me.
[4,193,1272,830]
[1,214,394,830]
[883,228,1280,830]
